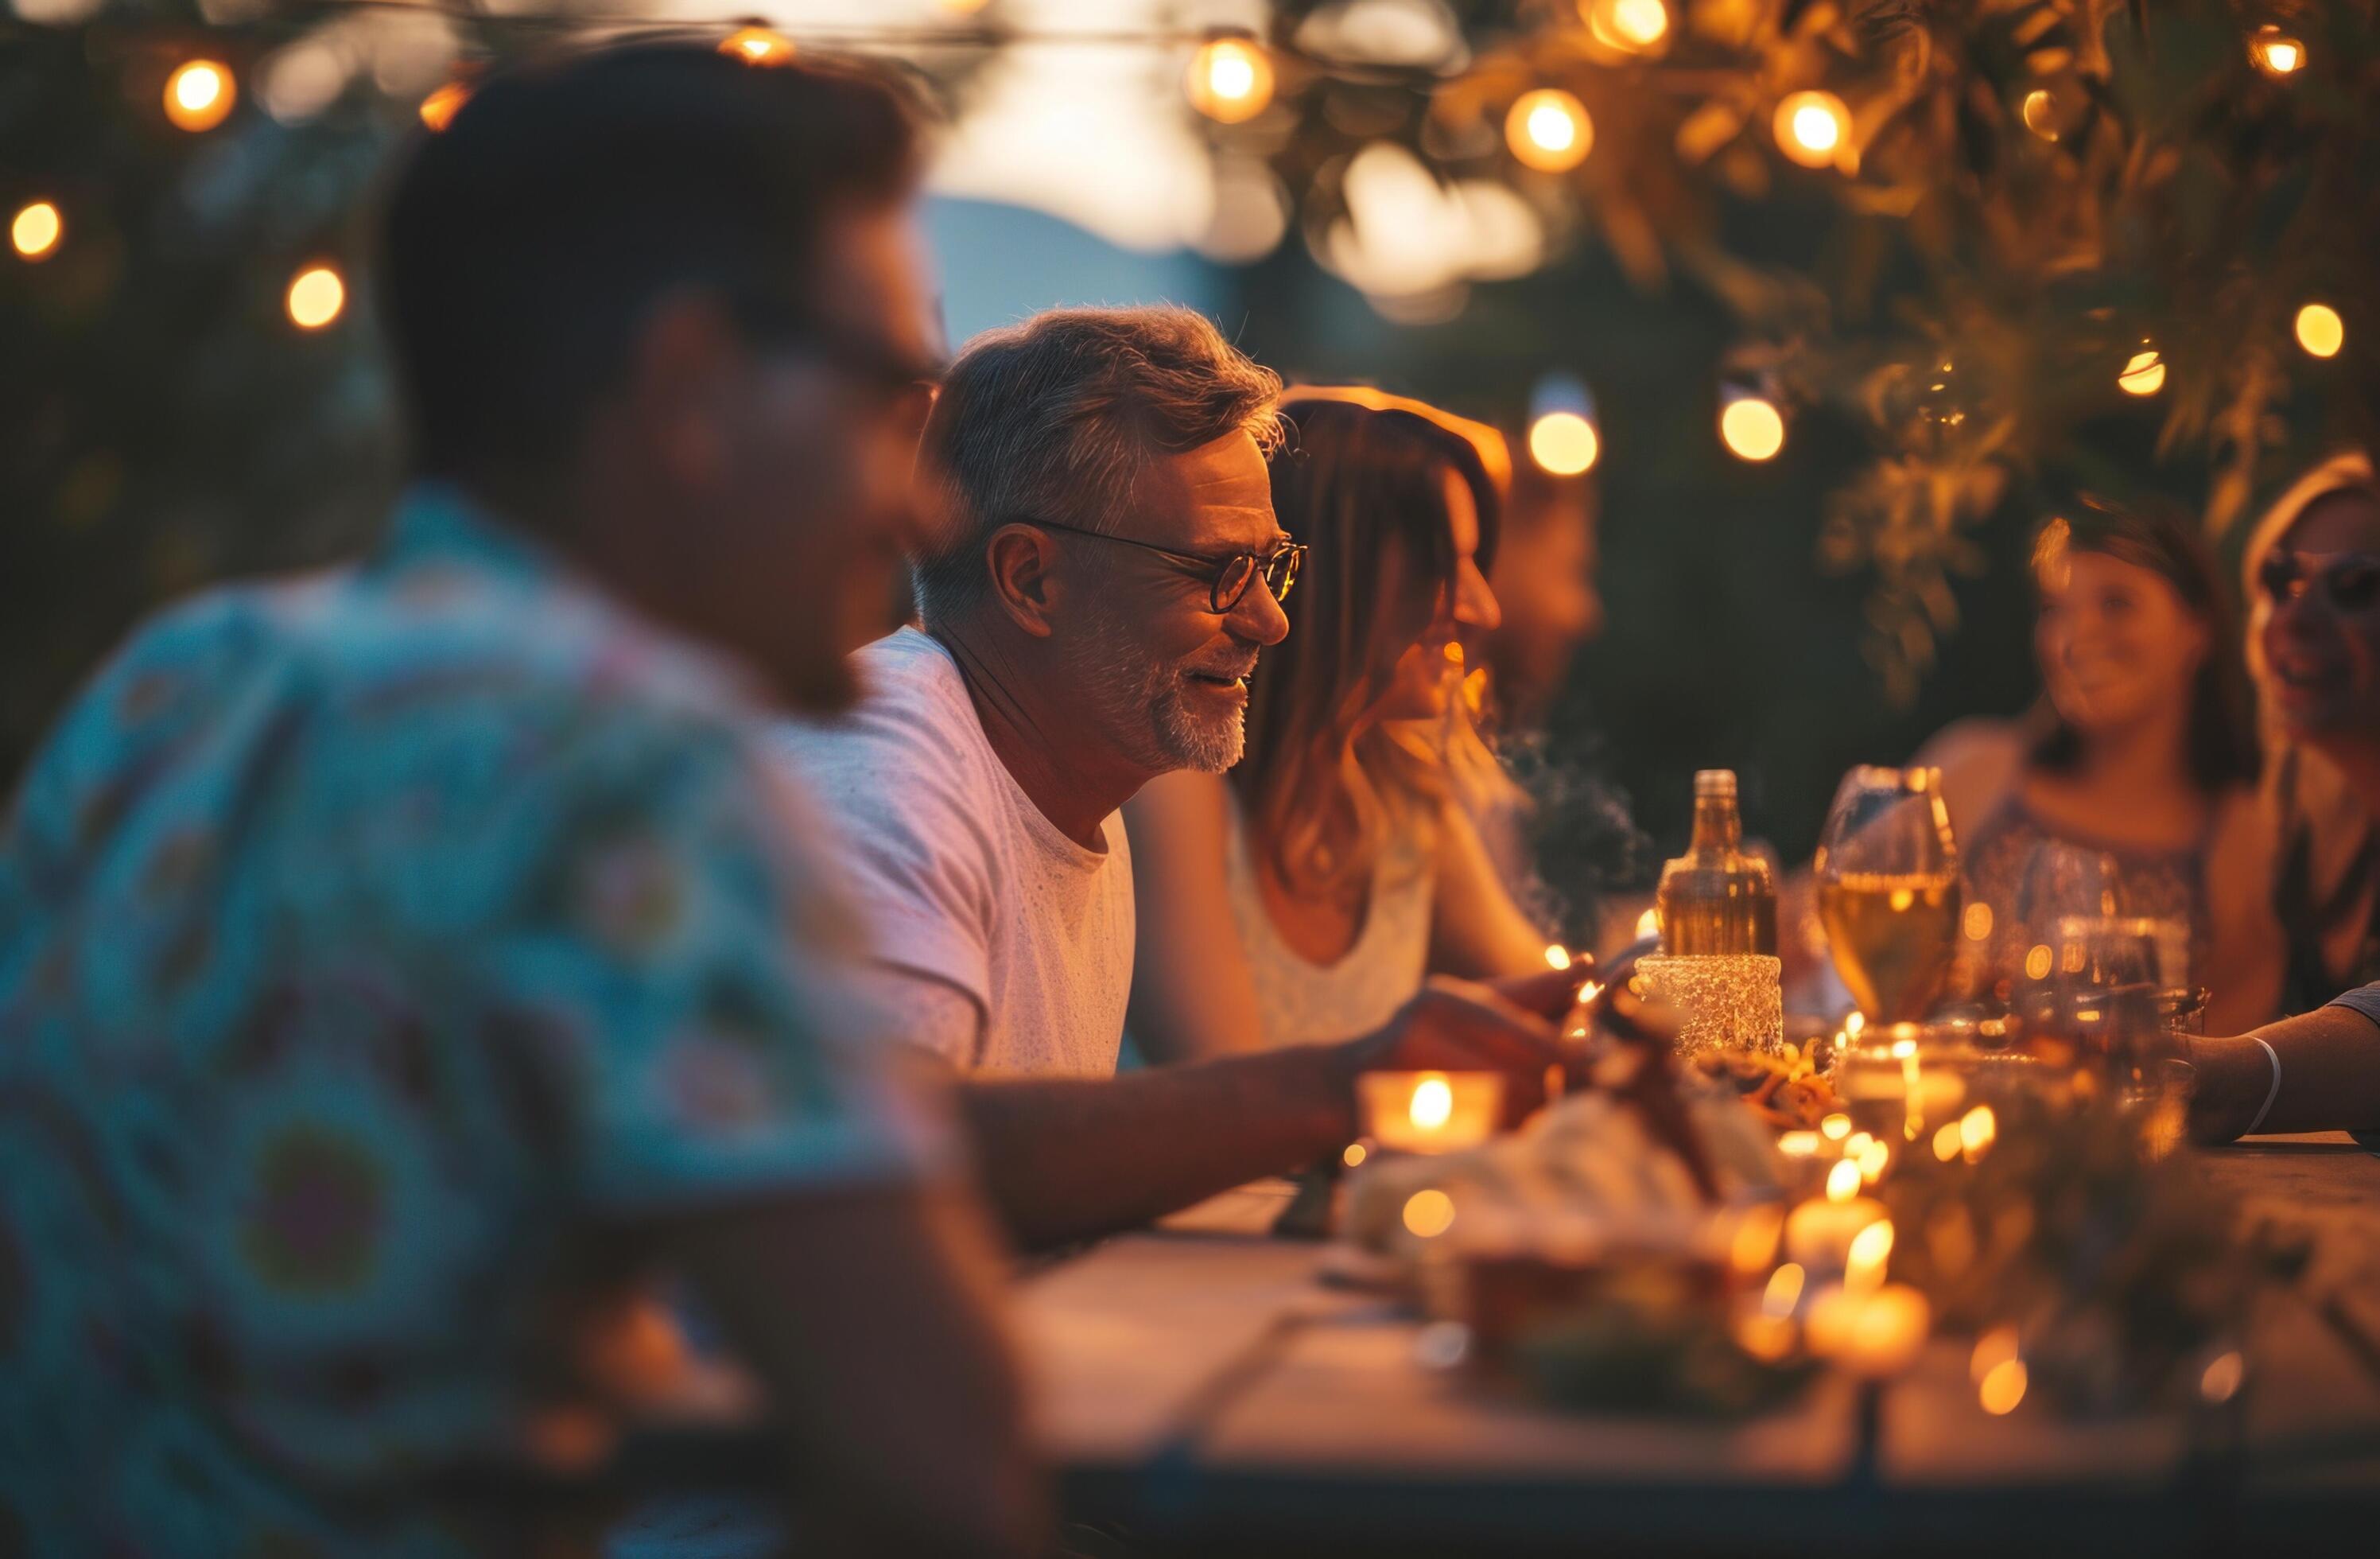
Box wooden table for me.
[1017,1136,2380,1555]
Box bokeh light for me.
[1720,394,1787,461]
[2296,302,2345,359]
[720,27,796,66]
[1401,1188,1457,1238]
[1505,88,1594,173]
[11,200,61,261]
[2117,347,2165,396]
[165,60,235,133]
[1186,37,1275,125]
[1584,0,1668,54]
[1773,90,1849,169]
[286,265,345,330]
[1528,410,1601,475]
[1979,1357,2028,1414]
[420,82,469,132]
[2250,26,2305,76]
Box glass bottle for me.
[1656,770,1779,956]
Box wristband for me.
[2242,1037,2282,1137]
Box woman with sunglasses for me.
[1122,396,1555,1060]
[1909,495,2279,1032]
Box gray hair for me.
[911,305,1283,626]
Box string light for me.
[1505,88,1594,173]
[164,60,235,133]
[720,27,796,66]
[1720,389,1786,461]
[420,81,469,132]
[1773,90,1850,169]
[11,200,61,262]
[2117,345,2165,396]
[286,265,345,330]
[1186,37,1275,125]
[2248,25,2305,76]
[2296,302,2345,359]
[1528,412,1600,475]
[1584,0,1669,54]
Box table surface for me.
[1016,1133,2380,1554]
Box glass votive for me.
[1631,953,1784,1057]
[1357,1071,1504,1155]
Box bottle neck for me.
[1690,795,1742,853]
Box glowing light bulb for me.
[1527,410,1601,475]
[165,60,235,133]
[11,200,61,261]
[1409,1075,1454,1130]
[2118,348,2165,396]
[1720,395,1786,461]
[2250,26,2304,76]
[1505,88,1593,173]
[1585,0,1669,53]
[1773,90,1850,169]
[1187,38,1274,125]
[720,27,795,66]
[286,265,345,330]
[2297,302,2345,359]
[420,82,469,132]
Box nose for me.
[1453,558,1502,633]
[1230,572,1291,646]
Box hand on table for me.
[1335,969,1582,1126]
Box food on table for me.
[1688,1042,1842,1129]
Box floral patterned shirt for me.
[0,488,939,1555]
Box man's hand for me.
[1333,974,1571,1124]
[2184,1034,2277,1145]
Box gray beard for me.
[1066,603,1247,774]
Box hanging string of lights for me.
[3,1,2355,476]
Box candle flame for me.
[1761,1262,1806,1318]
[1409,1075,1454,1130]
[1844,1219,1894,1291]
[1825,1158,1862,1203]
[1820,1113,1852,1141]
[1544,943,1572,970]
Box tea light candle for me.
[1803,1281,1930,1378]
[1358,1071,1503,1154]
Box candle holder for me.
[1631,953,1784,1058]
[1356,1071,1503,1156]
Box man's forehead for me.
[1138,429,1279,545]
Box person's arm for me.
[2190,994,2380,1142]
[1429,799,1559,979]
[662,1179,1042,1557]
[956,969,1582,1251]
[2200,787,2286,1036]
[1120,771,1268,1063]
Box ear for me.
[982,522,1067,640]
[618,292,750,496]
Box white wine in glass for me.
[1815,767,1963,1027]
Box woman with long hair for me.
[1914,492,2280,1032]
[1124,395,1553,1059]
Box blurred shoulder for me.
[1912,717,2026,831]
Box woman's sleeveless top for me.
[1954,794,2212,995]
[1223,799,1435,1049]
[2272,748,2380,1010]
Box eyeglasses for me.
[1022,519,1306,613]
[2257,549,2380,616]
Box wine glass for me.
[1814,767,1963,1030]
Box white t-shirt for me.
[773,628,1135,1077]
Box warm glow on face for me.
[1506,89,1594,173]
[420,82,469,132]
[1720,396,1786,461]
[165,61,235,133]
[1978,1357,2028,1414]
[2250,27,2305,76]
[11,200,60,261]
[1187,38,1275,124]
[1409,1075,1454,1130]
[286,265,345,329]
[1773,91,1850,168]
[1825,1158,1863,1203]
[720,28,796,66]
[2118,348,2166,396]
[1402,1188,1457,1238]
[1528,410,1601,475]
[2297,302,2345,359]
[1587,0,1670,51]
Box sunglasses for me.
[1023,519,1306,614]
[2257,549,2380,616]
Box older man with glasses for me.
[776,305,1576,1250]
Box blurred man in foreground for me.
[777,306,1579,1251]
[0,48,1039,1556]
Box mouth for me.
[1186,660,1257,699]
[2269,647,2347,703]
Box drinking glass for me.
[1815,767,1963,1028]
